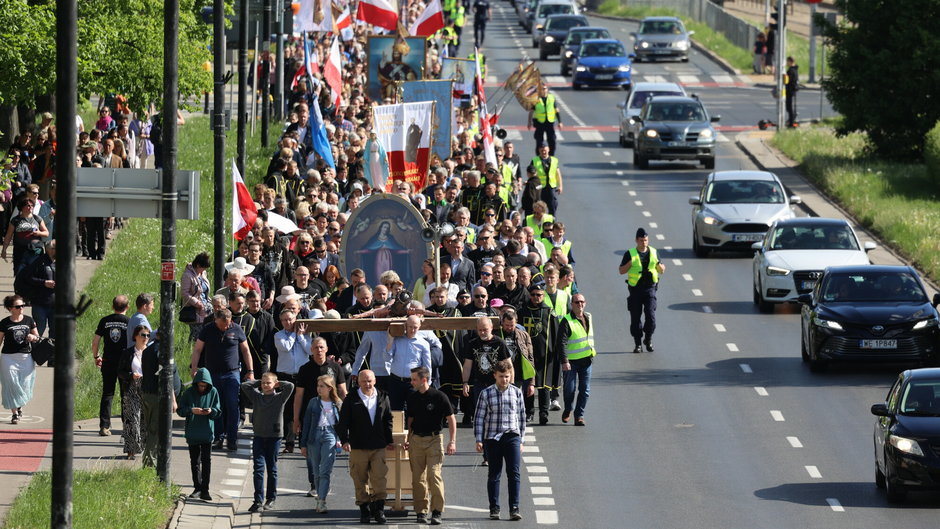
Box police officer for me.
[453,2,467,48]
[784,56,799,128]
[527,84,561,156]
[618,228,665,353]
[527,142,563,215]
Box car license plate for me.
[800,280,816,291]
[668,141,687,147]
[595,74,613,80]
[860,340,897,349]
[732,234,764,242]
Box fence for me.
[613,0,760,53]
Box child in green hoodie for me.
[177,368,221,501]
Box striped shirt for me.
[473,383,526,443]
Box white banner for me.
[372,101,435,191]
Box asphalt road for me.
[258,3,938,528]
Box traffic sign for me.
[76,168,200,220]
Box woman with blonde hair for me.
[299,374,343,513]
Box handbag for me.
[179,305,198,324]
[31,337,54,366]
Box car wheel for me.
[625,134,634,148]
[532,40,538,48]
[800,335,809,362]
[808,347,829,373]
[572,83,582,91]
[539,48,547,61]
[619,131,627,148]
[693,233,708,258]
[875,464,886,489]
[633,149,648,170]
[885,458,907,502]
[561,65,568,76]
[702,157,715,170]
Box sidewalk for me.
[722,0,840,40]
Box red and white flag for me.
[410,0,445,37]
[336,6,354,41]
[372,101,434,191]
[324,36,344,109]
[231,160,258,241]
[356,0,398,31]
[474,49,497,166]
[291,41,319,90]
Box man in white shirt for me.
[274,311,310,451]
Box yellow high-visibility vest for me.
[564,312,596,361]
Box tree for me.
[0,1,57,107]
[821,0,940,160]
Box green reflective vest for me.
[469,52,486,77]
[626,246,659,287]
[545,288,570,319]
[530,156,559,188]
[454,5,466,26]
[542,238,571,259]
[526,212,554,237]
[564,312,596,361]
[442,26,457,43]
[533,94,557,123]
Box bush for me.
[925,120,940,187]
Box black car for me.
[871,368,940,501]
[799,265,940,372]
[537,14,588,60]
[560,26,611,76]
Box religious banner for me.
[372,101,435,191]
[339,193,432,290]
[402,80,453,164]
[366,36,426,102]
[441,57,473,108]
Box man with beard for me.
[260,226,294,289]
[517,284,559,425]
[460,317,510,426]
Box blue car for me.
[572,39,634,90]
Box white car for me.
[752,217,876,313]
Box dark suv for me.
[632,95,719,169]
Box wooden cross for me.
[296,316,499,336]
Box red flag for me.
[474,49,497,166]
[324,37,344,109]
[410,0,445,37]
[231,160,257,241]
[356,0,399,31]
[336,6,354,40]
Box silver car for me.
[689,170,802,257]
[632,16,693,62]
[617,82,685,148]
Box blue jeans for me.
[485,433,521,511]
[211,370,240,443]
[563,358,592,419]
[305,426,337,500]
[31,303,54,338]
[252,436,281,503]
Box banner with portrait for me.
[441,57,473,108]
[372,101,435,191]
[367,36,426,102]
[402,80,453,164]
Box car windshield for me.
[539,4,572,17]
[646,102,705,122]
[899,383,940,416]
[820,272,927,303]
[705,180,783,204]
[629,90,684,109]
[768,225,860,250]
[566,29,609,44]
[547,17,585,30]
[640,20,683,35]
[581,42,626,57]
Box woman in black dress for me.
[118,325,151,459]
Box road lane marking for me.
[531,486,553,495]
[642,211,651,217]
[553,93,586,127]
[447,505,491,513]
[220,490,243,498]
[787,436,803,448]
[656,234,665,240]
[226,467,248,477]
[664,246,672,251]
[536,511,559,524]
[609,160,617,165]
[528,466,548,473]
[221,479,242,486]
[713,323,725,332]
[616,170,625,176]
[231,458,249,465]
[806,466,822,479]
[754,386,768,396]
[603,150,611,156]
[682,273,693,281]
[691,289,703,296]
[826,498,844,512]
[727,343,739,352]
[672,258,682,266]
[634,200,643,206]
[739,363,752,373]
[521,445,540,452]
[628,190,637,196]
[702,305,712,312]
[523,456,544,464]
[533,497,556,506]
[770,410,785,421]
[529,475,551,483]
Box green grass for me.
[2,467,179,529]
[73,113,272,420]
[772,126,940,280]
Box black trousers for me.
[540,184,559,216]
[275,373,298,448]
[533,121,557,156]
[86,217,106,259]
[189,443,212,492]
[628,285,657,345]
[474,20,487,48]
[785,92,797,127]
[99,362,125,429]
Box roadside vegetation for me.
[2,467,178,529]
[73,113,270,420]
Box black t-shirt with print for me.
[0,316,36,354]
[95,313,130,363]
[460,335,510,387]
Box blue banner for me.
[402,80,454,164]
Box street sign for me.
[76,168,200,220]
[161,262,175,281]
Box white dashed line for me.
[663,246,672,251]
[553,94,586,127]
[806,466,822,479]
[826,498,844,512]
[620,180,629,185]
[528,475,551,483]
[628,190,637,196]
[231,458,250,465]
[770,410,785,422]
[634,200,643,206]
[649,222,658,228]
[525,434,536,442]
[739,363,752,373]
[531,486,553,495]
[682,274,693,281]
[536,511,559,524]
[609,160,617,165]
[727,343,739,352]
[672,259,682,266]
[642,211,652,217]
[220,490,243,498]
[713,323,726,332]
[655,234,665,240]
[754,386,768,396]
[691,289,703,296]
[523,456,544,464]
[528,466,548,473]
[616,170,625,176]
[603,150,611,156]
[533,497,556,506]
[702,305,712,313]
[521,445,540,453]
[787,436,803,448]
[221,479,242,486]
[226,467,248,477]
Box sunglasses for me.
[458,295,470,300]
[11,304,26,309]
[530,293,544,297]
[474,294,488,299]
[485,213,496,217]
[481,272,492,276]
[139,333,151,338]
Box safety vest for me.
[541,238,571,259]
[469,52,486,77]
[467,110,480,137]
[443,0,456,16]
[530,156,559,188]
[526,212,554,237]
[454,5,466,27]
[533,95,557,123]
[564,312,595,361]
[626,246,659,287]
[442,26,457,43]
[545,288,570,319]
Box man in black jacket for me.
[336,369,395,524]
[28,240,56,337]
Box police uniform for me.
[620,228,662,353]
[531,94,559,155]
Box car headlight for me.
[544,35,554,43]
[644,129,659,138]
[813,317,843,331]
[913,318,939,330]
[618,64,631,72]
[676,40,689,50]
[766,266,790,276]
[575,65,587,72]
[564,50,573,58]
[699,129,713,139]
[890,435,925,457]
[639,41,650,49]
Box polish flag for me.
[231,160,257,241]
[410,0,445,37]
[324,37,343,109]
[356,0,398,31]
[336,6,354,41]
[291,43,318,90]
[474,49,497,166]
